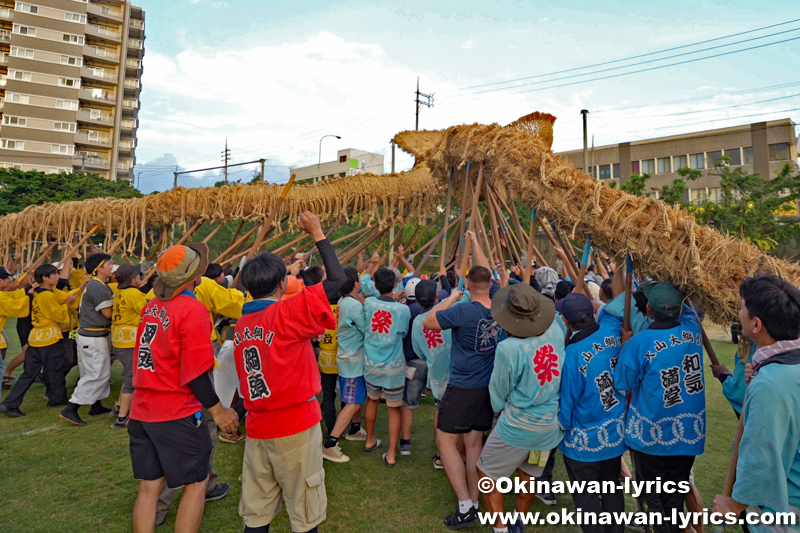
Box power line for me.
[441,34,800,105]
[446,18,800,93]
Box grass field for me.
[0,317,743,533]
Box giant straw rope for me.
[1,112,798,322]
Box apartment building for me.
[291,148,385,184]
[556,119,798,207]
[0,0,144,181]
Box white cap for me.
[404,278,422,300]
[112,264,120,273]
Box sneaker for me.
[444,507,478,530]
[59,406,86,426]
[399,441,412,456]
[111,416,129,430]
[509,518,525,533]
[109,405,120,418]
[205,482,229,502]
[536,492,556,506]
[322,444,350,463]
[344,428,367,441]
[0,404,25,418]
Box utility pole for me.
[136,171,140,190]
[81,154,86,172]
[415,77,434,131]
[581,109,589,177]
[221,140,230,184]
[260,158,265,182]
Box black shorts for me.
[16,317,32,347]
[128,414,212,489]
[437,384,494,434]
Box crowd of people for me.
[0,210,799,533]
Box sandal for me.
[382,452,396,468]
[433,454,444,470]
[2,375,13,389]
[363,438,382,452]
[218,431,246,443]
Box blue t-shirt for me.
[363,296,411,389]
[436,282,503,389]
[403,301,423,362]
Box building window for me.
[339,155,347,163]
[725,148,741,166]
[612,163,620,179]
[1,140,24,150]
[10,70,32,81]
[657,157,671,174]
[707,150,723,168]
[60,55,82,67]
[55,99,78,110]
[599,164,611,180]
[769,143,790,161]
[58,77,79,88]
[62,34,84,45]
[51,144,74,155]
[53,122,76,132]
[14,3,38,14]
[10,47,34,59]
[673,155,688,170]
[707,187,722,204]
[3,116,26,126]
[689,153,705,170]
[743,146,754,165]
[339,172,346,177]
[64,12,86,23]
[12,25,36,36]
[689,188,707,204]
[7,93,29,104]
[641,159,655,175]
[631,161,640,174]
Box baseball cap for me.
[560,293,594,323]
[642,281,684,315]
[404,278,422,300]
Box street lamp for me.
[318,134,341,183]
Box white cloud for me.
[462,40,474,49]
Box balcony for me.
[127,39,143,59]
[79,87,116,107]
[117,161,132,172]
[0,52,6,64]
[0,75,6,87]
[87,3,123,23]
[0,7,12,21]
[0,98,4,111]
[77,107,114,125]
[81,65,117,85]
[73,155,110,170]
[83,45,119,65]
[86,24,122,43]
[0,29,9,42]
[118,139,134,151]
[128,19,144,38]
[76,129,112,147]
[121,99,138,116]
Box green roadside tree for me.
[0,169,142,215]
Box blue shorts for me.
[338,376,366,405]
[402,358,429,410]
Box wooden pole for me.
[538,217,580,282]
[524,208,538,284]
[54,225,100,272]
[700,323,722,367]
[440,167,454,272]
[145,226,168,262]
[340,225,391,265]
[201,221,226,244]
[176,219,205,246]
[9,239,60,289]
[575,236,594,299]
[416,210,466,274]
[214,224,259,263]
[459,162,485,287]
[482,179,504,269]
[453,162,473,272]
[623,254,634,331]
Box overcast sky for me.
[132,0,800,192]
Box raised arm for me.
[297,212,345,304]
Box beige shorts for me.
[239,424,327,532]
